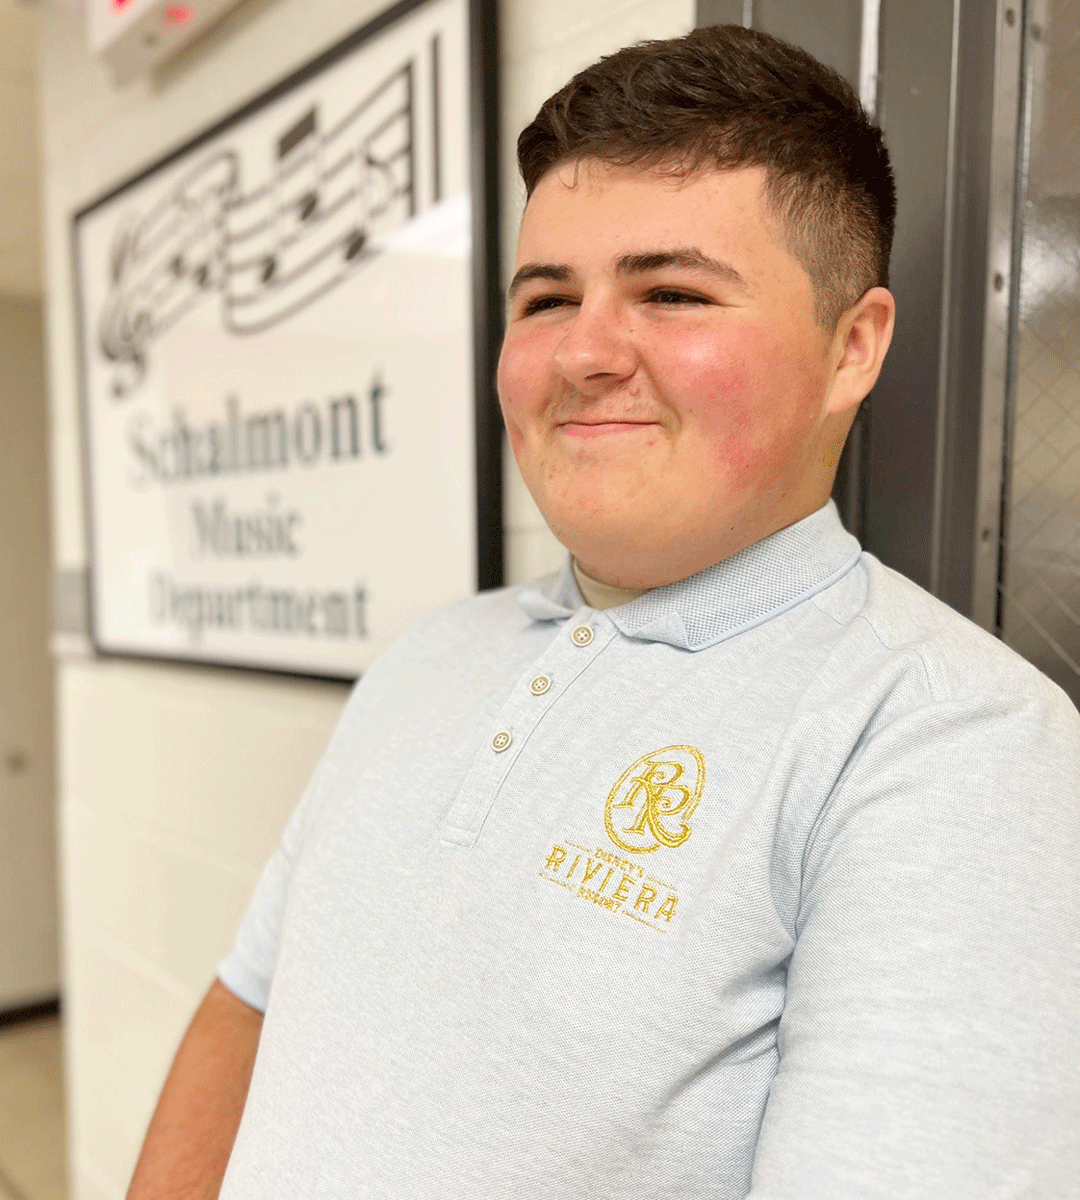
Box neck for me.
[572,559,649,610]
[568,494,836,592]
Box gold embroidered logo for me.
[536,746,704,931]
[539,842,679,931]
[604,745,705,854]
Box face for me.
[497,159,883,588]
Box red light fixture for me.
[111,0,134,9]
[163,3,194,24]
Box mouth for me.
[557,420,659,438]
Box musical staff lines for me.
[97,56,423,397]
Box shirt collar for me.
[516,501,861,652]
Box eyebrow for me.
[615,248,748,289]
[506,247,748,301]
[507,262,572,300]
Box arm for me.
[748,688,1080,1198]
[126,979,263,1200]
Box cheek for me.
[664,325,823,483]
[497,327,549,432]
[496,340,530,452]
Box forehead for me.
[514,159,779,263]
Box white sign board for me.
[74,0,500,680]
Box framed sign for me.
[73,0,502,681]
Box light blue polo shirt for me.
[218,501,1080,1200]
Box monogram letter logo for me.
[604,746,705,854]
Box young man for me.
[128,25,1080,1200]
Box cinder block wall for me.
[38,1,692,1196]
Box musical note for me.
[279,107,322,226]
[298,192,318,222]
[97,149,238,394]
[97,55,423,395]
[222,61,415,334]
[344,230,367,261]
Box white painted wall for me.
[0,295,57,1012]
[38,0,693,1196]
[0,1,43,297]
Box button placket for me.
[440,612,615,847]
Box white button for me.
[571,625,594,646]
[529,675,552,695]
[491,730,512,752]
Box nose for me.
[552,296,637,391]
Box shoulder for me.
[797,553,1080,825]
[381,579,540,648]
[312,579,550,778]
[829,552,1076,717]
[398,580,541,648]
[799,561,1080,906]
[346,576,553,699]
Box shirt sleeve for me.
[213,598,464,1013]
[216,679,367,1012]
[747,683,1080,1199]
[216,789,312,1012]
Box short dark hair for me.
[517,24,896,329]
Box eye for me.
[648,288,709,306]
[519,294,575,317]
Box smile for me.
[557,421,659,438]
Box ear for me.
[823,286,895,417]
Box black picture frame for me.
[71,0,503,683]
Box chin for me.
[534,476,649,526]
[550,512,660,563]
